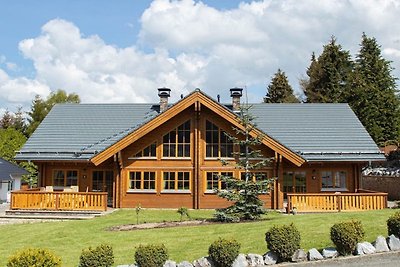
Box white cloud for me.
[2,0,400,112]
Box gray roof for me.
[250,103,383,162]
[16,95,384,163]
[0,157,28,181]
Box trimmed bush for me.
[265,223,300,262]
[330,220,365,256]
[79,244,114,267]
[135,244,168,267]
[387,211,400,237]
[208,238,240,267]
[7,248,61,267]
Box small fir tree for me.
[215,105,275,222]
[265,69,299,103]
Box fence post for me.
[336,192,342,212]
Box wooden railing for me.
[287,192,388,213]
[10,191,108,211]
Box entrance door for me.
[283,171,306,197]
[92,170,114,206]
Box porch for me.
[286,190,388,213]
[10,189,108,211]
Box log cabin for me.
[14,88,386,212]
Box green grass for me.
[0,209,396,266]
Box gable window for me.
[129,171,156,191]
[133,142,157,158]
[205,121,233,158]
[321,171,347,191]
[205,172,233,192]
[53,170,78,187]
[162,171,190,192]
[163,121,191,157]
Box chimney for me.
[230,87,243,112]
[158,87,171,112]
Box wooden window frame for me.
[240,171,271,194]
[162,171,191,193]
[92,170,114,192]
[130,142,157,159]
[283,171,307,194]
[52,169,79,188]
[321,170,348,191]
[205,120,234,159]
[128,171,156,192]
[204,171,233,193]
[162,121,191,158]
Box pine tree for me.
[26,90,81,136]
[0,109,14,129]
[302,36,353,103]
[345,33,400,144]
[265,69,299,103]
[215,105,275,222]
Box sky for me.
[1,0,400,114]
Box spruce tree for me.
[215,105,275,222]
[265,69,299,103]
[302,36,353,103]
[345,33,400,144]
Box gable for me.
[91,90,305,166]
[0,158,28,180]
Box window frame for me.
[162,120,191,158]
[205,120,234,159]
[240,171,271,194]
[161,171,191,193]
[321,170,348,191]
[127,171,156,193]
[204,171,234,193]
[129,142,157,159]
[52,169,79,188]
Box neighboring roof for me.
[250,103,384,162]
[0,157,28,181]
[16,90,384,163]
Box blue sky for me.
[1,0,400,113]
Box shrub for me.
[79,244,114,267]
[208,238,240,267]
[7,248,61,267]
[135,244,168,267]
[265,223,300,262]
[177,207,190,221]
[387,211,400,237]
[330,220,365,256]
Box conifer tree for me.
[345,33,400,144]
[302,36,353,103]
[265,69,299,103]
[215,105,275,222]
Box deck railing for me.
[10,191,108,211]
[287,191,388,213]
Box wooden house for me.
[13,88,387,212]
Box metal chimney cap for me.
[158,87,171,97]
[230,87,243,97]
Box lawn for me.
[0,209,397,266]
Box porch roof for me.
[15,93,384,163]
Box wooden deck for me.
[10,191,108,211]
[287,190,388,213]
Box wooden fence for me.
[287,192,388,213]
[10,191,108,211]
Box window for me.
[134,142,157,158]
[205,172,233,191]
[240,172,270,192]
[205,121,233,158]
[283,171,306,194]
[163,121,191,157]
[93,170,113,191]
[53,170,78,187]
[162,171,190,191]
[129,171,156,191]
[321,171,347,190]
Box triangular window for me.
[134,142,157,158]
